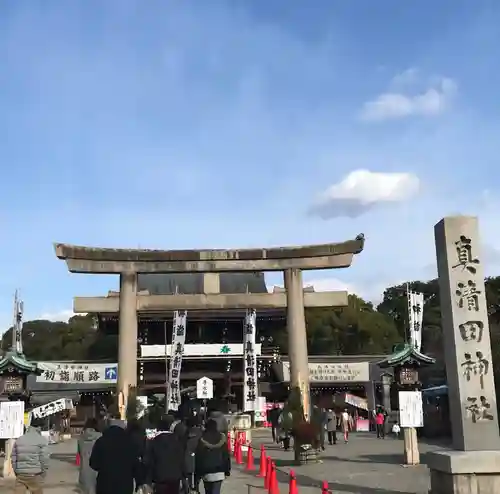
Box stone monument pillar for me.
[284,268,311,421]
[427,216,500,494]
[118,271,138,419]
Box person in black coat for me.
[146,416,186,494]
[127,419,147,487]
[182,415,203,493]
[194,419,230,494]
[90,419,141,494]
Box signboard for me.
[243,309,258,412]
[399,391,424,428]
[36,362,117,384]
[141,343,262,358]
[0,401,25,439]
[196,376,214,400]
[254,397,267,422]
[281,362,370,383]
[31,398,74,420]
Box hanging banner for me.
[408,291,424,351]
[166,310,187,411]
[31,398,74,420]
[243,309,258,412]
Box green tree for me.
[305,294,401,355]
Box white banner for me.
[166,310,187,411]
[0,402,24,439]
[37,362,117,384]
[243,309,258,412]
[141,343,262,358]
[408,291,424,351]
[31,398,74,420]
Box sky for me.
[1,0,500,331]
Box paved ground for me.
[244,429,445,494]
[0,431,446,493]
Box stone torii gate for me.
[54,237,364,418]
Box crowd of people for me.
[10,406,231,494]
[268,404,394,449]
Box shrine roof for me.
[54,236,365,263]
[0,351,42,375]
[377,343,436,368]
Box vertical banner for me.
[408,291,424,351]
[166,310,187,411]
[12,291,23,355]
[243,309,258,412]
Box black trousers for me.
[327,431,337,444]
[319,429,325,449]
[154,480,181,494]
[271,426,277,443]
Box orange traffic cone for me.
[264,457,272,489]
[75,453,80,466]
[321,480,329,494]
[236,439,243,464]
[269,462,279,494]
[258,444,267,477]
[288,470,298,494]
[246,444,255,471]
[233,434,238,458]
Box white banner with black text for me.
[243,309,258,411]
[407,291,424,352]
[166,310,187,411]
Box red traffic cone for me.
[75,453,81,466]
[258,444,267,477]
[236,439,243,464]
[269,462,279,494]
[264,457,272,489]
[321,480,329,494]
[289,470,298,494]
[246,444,255,471]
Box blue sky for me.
[1,1,500,330]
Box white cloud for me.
[360,72,457,122]
[309,169,420,219]
[390,67,419,87]
[35,309,77,322]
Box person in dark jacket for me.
[268,405,280,443]
[147,416,186,494]
[195,419,230,494]
[90,418,141,494]
[127,419,147,487]
[182,415,203,494]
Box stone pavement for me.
[242,429,446,494]
[0,431,447,493]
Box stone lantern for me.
[378,343,435,464]
[0,350,42,403]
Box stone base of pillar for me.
[427,450,500,494]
